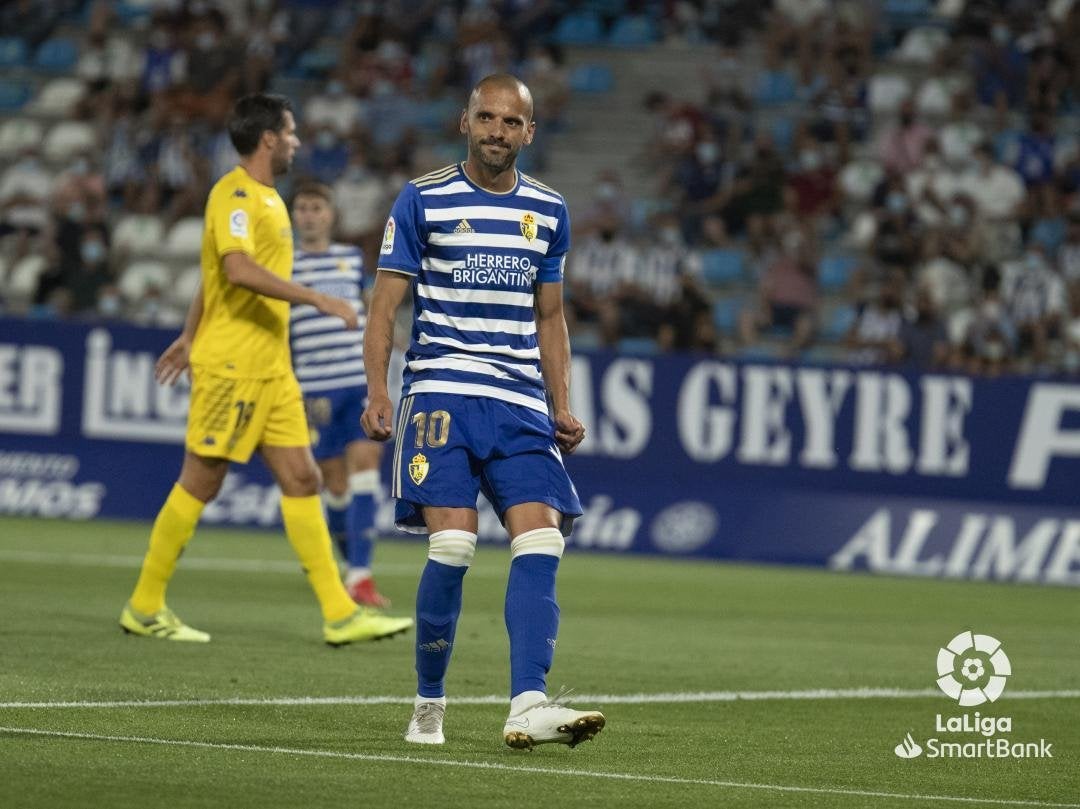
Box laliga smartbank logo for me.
[893,631,1053,760]
[936,630,1011,706]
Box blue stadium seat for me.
[617,336,660,355]
[0,79,32,111]
[295,47,338,78]
[583,0,627,14]
[754,70,797,106]
[821,304,857,342]
[701,248,746,287]
[552,11,604,46]
[818,253,858,291]
[115,1,152,24]
[34,38,78,73]
[884,0,932,29]
[607,15,657,47]
[0,37,29,69]
[769,116,797,153]
[569,64,614,94]
[712,297,745,334]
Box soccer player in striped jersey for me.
[362,74,605,750]
[290,182,390,608]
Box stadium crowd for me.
[1,0,1079,375]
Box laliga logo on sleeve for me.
[936,631,1011,706]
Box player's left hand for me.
[155,335,192,386]
[553,409,585,454]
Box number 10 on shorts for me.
[412,410,451,448]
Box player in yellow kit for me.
[119,94,412,645]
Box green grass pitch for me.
[0,516,1076,808]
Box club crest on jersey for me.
[520,213,537,242]
[409,453,429,485]
[381,216,396,255]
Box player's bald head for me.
[468,74,534,123]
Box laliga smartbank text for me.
[924,711,1052,759]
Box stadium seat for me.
[0,162,53,202]
[28,78,86,117]
[0,118,43,159]
[838,159,885,202]
[770,115,797,152]
[884,0,933,30]
[115,0,153,24]
[0,37,29,68]
[616,336,660,354]
[569,329,602,352]
[821,303,857,341]
[0,79,32,111]
[171,265,202,307]
[608,15,658,47]
[819,253,858,291]
[552,11,604,46]
[569,64,615,94]
[111,214,166,258]
[868,74,912,115]
[119,260,171,303]
[163,217,204,258]
[754,70,797,106]
[712,296,745,334]
[4,255,48,301]
[34,38,79,73]
[43,121,96,163]
[701,248,746,287]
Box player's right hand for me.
[361,393,395,441]
[316,293,359,330]
[155,335,193,386]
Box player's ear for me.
[523,120,535,146]
[459,109,468,135]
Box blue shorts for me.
[391,393,582,536]
[303,387,367,461]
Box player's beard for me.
[271,147,292,177]
[471,134,518,173]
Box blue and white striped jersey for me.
[289,244,367,394]
[378,163,570,414]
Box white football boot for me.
[503,688,605,751]
[405,697,446,744]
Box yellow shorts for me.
[185,368,310,463]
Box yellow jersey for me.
[190,165,294,378]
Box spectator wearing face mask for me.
[671,127,727,242]
[300,127,350,184]
[71,232,114,312]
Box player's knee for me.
[285,463,322,496]
[510,527,565,559]
[428,529,477,567]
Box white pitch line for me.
[0,726,1075,809]
[2,688,1078,710]
[0,549,503,578]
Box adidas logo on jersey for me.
[454,219,475,234]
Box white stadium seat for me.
[5,254,48,301]
[43,121,97,163]
[163,216,204,259]
[171,264,202,307]
[28,78,87,117]
[111,213,165,258]
[118,260,171,302]
[0,118,44,159]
